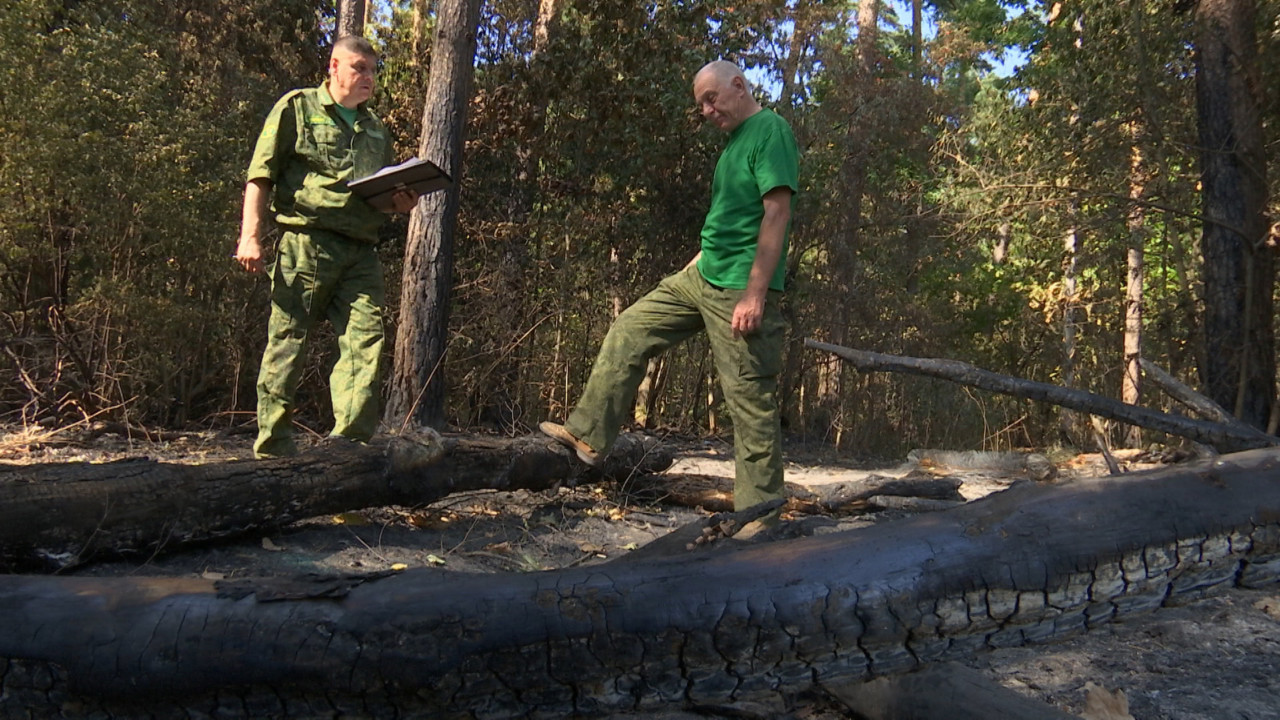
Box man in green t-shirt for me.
[541,60,799,524]
[234,36,417,458]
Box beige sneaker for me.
[538,421,599,466]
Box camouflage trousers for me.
[566,264,785,511]
[254,229,385,458]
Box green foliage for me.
[6,0,1276,456]
[0,0,325,426]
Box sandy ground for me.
[3,426,1279,719]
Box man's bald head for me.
[692,60,761,133]
[694,60,748,88]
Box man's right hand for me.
[235,235,265,274]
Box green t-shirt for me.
[696,108,799,291]
[246,83,394,242]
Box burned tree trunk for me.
[806,340,1279,452]
[2,447,1278,717]
[0,432,671,569]
[644,471,964,514]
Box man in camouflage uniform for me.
[234,36,416,458]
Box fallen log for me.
[806,340,1279,453]
[1139,358,1252,430]
[641,471,964,514]
[2,447,1278,717]
[0,431,672,570]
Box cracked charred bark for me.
[0,432,671,570]
[2,448,1279,717]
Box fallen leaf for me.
[578,542,603,554]
[261,537,284,552]
[331,512,370,526]
[426,554,446,565]
[1082,682,1133,720]
[201,570,225,580]
[622,542,639,551]
[1253,596,1280,621]
[390,563,408,571]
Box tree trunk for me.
[385,0,484,430]
[0,433,671,570]
[2,447,1279,717]
[410,0,427,60]
[336,0,365,38]
[829,0,880,406]
[911,0,922,77]
[1194,0,1274,429]
[1123,173,1145,448]
[633,356,664,428]
[805,340,1278,452]
[1060,204,1081,441]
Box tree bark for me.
[1194,0,1274,429]
[385,0,484,430]
[336,0,365,38]
[2,447,1279,717]
[0,433,671,570]
[1060,202,1082,441]
[805,340,1278,452]
[1123,137,1146,448]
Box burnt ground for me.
[2,423,1279,720]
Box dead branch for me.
[805,340,1278,453]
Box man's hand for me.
[388,188,419,214]
[732,290,766,338]
[237,179,271,274]
[235,235,265,274]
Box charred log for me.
[1,447,1278,717]
[643,471,964,514]
[0,431,671,570]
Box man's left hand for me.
[732,293,766,338]
[389,189,419,214]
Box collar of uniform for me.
[317,81,371,118]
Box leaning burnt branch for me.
[1,447,1279,717]
[0,431,672,570]
[805,340,1279,453]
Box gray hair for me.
[695,60,748,87]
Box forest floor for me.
[2,423,1279,720]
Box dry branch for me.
[806,340,1279,452]
[1139,358,1251,428]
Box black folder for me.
[349,157,452,211]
